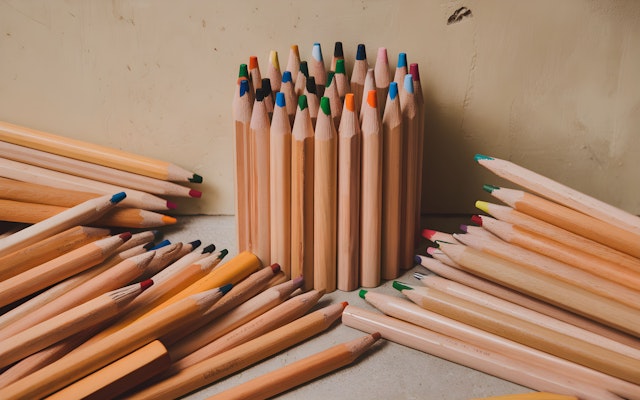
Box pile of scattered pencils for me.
[234,41,426,293]
[344,154,640,399]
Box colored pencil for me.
[475,154,640,236]
[399,284,640,384]
[0,141,199,198]
[334,58,351,99]
[413,259,640,349]
[360,90,383,288]
[360,68,376,123]
[476,214,640,291]
[381,81,403,279]
[0,285,231,400]
[337,93,361,291]
[455,225,640,311]
[324,71,343,128]
[45,340,171,400]
[309,42,326,96]
[267,50,281,92]
[350,44,368,115]
[475,201,640,272]
[248,56,262,95]
[0,280,152,369]
[0,232,130,308]
[233,78,253,252]
[374,47,390,113]
[0,225,109,281]
[0,176,98,207]
[484,185,640,258]
[280,70,297,125]
[290,95,315,291]
[0,158,173,210]
[330,41,344,71]
[313,97,338,292]
[410,63,425,245]
[0,120,202,183]
[422,228,457,245]
[400,74,419,269]
[360,290,640,399]
[286,45,300,85]
[0,192,125,258]
[125,302,345,400]
[170,289,324,373]
[249,90,271,266]
[304,76,320,126]
[207,332,380,400]
[472,393,579,400]
[294,61,308,97]
[167,276,304,363]
[343,306,621,400]
[437,242,640,337]
[270,92,292,277]
[393,52,408,85]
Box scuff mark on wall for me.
[448,6,472,25]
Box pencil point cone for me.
[189,189,202,198]
[421,229,436,240]
[392,281,413,292]
[474,200,490,214]
[359,289,368,299]
[166,201,178,210]
[189,240,202,249]
[110,192,127,203]
[162,216,178,225]
[474,153,493,162]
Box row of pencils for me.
[0,125,381,398]
[233,41,426,293]
[344,154,640,399]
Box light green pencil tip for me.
[483,184,500,193]
[474,154,494,162]
[359,289,368,299]
[392,281,413,292]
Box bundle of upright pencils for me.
[344,154,640,399]
[234,42,426,293]
[0,120,208,230]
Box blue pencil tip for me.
[275,91,286,107]
[151,239,171,250]
[474,154,494,162]
[239,79,250,96]
[356,44,366,60]
[282,70,292,83]
[389,81,398,100]
[110,192,127,203]
[403,74,414,94]
[220,283,233,294]
[397,52,407,68]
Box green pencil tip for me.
[483,184,499,193]
[298,94,308,110]
[219,249,229,259]
[359,289,368,299]
[392,281,414,291]
[190,174,203,183]
[320,97,331,115]
[474,154,494,162]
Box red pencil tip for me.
[167,201,178,210]
[421,229,436,240]
[471,215,483,226]
[119,232,132,241]
[270,263,281,273]
[189,189,202,198]
[371,331,382,341]
[341,301,349,309]
[140,279,154,291]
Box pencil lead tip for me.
[220,283,233,295]
[326,71,335,87]
[335,59,346,74]
[388,81,398,100]
[270,263,281,273]
[356,43,367,61]
[202,243,216,253]
[471,214,484,225]
[474,153,493,163]
[238,63,248,79]
[275,91,286,107]
[312,43,323,61]
[403,74,414,94]
[162,215,177,225]
[298,94,308,110]
[151,239,171,250]
[166,200,178,210]
[189,173,203,184]
[140,279,154,292]
[341,301,349,309]
[292,275,305,288]
[397,52,407,68]
[110,192,127,204]
[371,331,382,341]
[483,184,499,194]
[189,239,202,249]
[358,289,368,299]
[414,255,423,264]
[334,41,344,57]
[320,96,331,115]
[282,70,292,83]
[459,224,468,233]
[218,248,228,259]
[421,229,437,240]
[119,231,132,242]
[299,60,309,77]
[409,63,420,81]
[189,189,202,198]
[392,281,413,291]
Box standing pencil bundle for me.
[233,42,426,292]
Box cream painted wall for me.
[1,0,639,215]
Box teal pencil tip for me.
[474,154,494,162]
[219,248,229,259]
[190,173,203,183]
[483,184,500,193]
[110,192,127,203]
[220,283,233,294]
[359,289,368,299]
[393,281,414,291]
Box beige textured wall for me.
[1,1,639,215]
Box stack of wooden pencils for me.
[344,154,640,399]
[0,120,208,230]
[234,42,426,293]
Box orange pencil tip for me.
[345,93,355,112]
[366,90,377,108]
[249,56,259,69]
[162,216,178,225]
[341,301,349,309]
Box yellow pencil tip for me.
[475,200,489,214]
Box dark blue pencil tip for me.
[414,255,422,264]
[282,70,292,83]
[356,44,366,60]
[189,240,202,249]
[389,81,398,100]
[239,79,250,96]
[202,244,216,254]
[110,192,127,203]
[151,239,171,250]
[220,283,233,294]
[474,154,494,162]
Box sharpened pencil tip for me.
[326,71,335,87]
[341,301,349,309]
[334,41,343,57]
[392,281,413,291]
[189,173,203,183]
[162,216,177,225]
[299,61,309,77]
[220,283,233,294]
[409,63,420,81]
[292,275,305,288]
[219,248,228,259]
[202,243,216,253]
[388,81,398,100]
[471,214,484,225]
[189,240,202,249]
[312,43,323,61]
[119,232,132,241]
[140,279,154,291]
[166,201,178,210]
[345,93,355,112]
[270,263,281,273]
[421,229,437,240]
[238,64,248,79]
[151,239,171,250]
[459,224,468,233]
[483,184,499,193]
[359,289,368,299]
[335,59,346,74]
[371,331,382,341]
[282,70,292,83]
[297,94,308,111]
[366,90,377,108]
[414,255,423,264]
[189,189,202,198]
[320,97,331,115]
[110,192,127,203]
[249,55,259,70]
[397,52,407,68]
[356,44,366,61]
[474,153,493,163]
[275,91,286,107]
[426,246,439,255]
[403,74,414,94]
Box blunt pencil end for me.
[474,153,494,163]
[110,192,127,204]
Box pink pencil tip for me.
[140,279,154,291]
[270,263,281,273]
[426,246,438,255]
[471,215,483,226]
[167,201,178,210]
[119,232,132,241]
[189,189,202,198]
[421,229,436,240]
[292,275,304,287]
